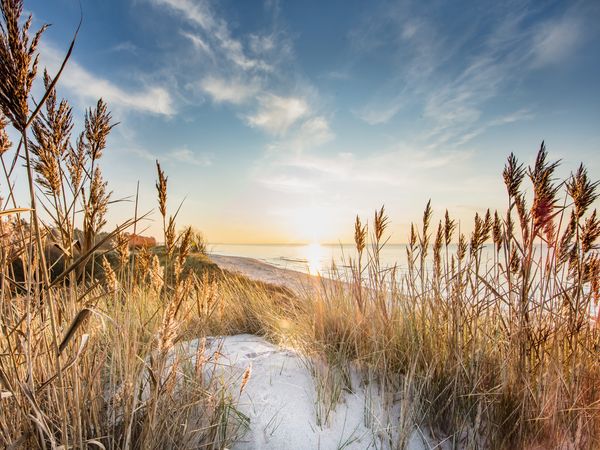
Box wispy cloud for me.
[355,98,404,125]
[256,143,473,198]
[125,145,212,167]
[531,15,582,67]
[41,42,175,116]
[149,0,271,72]
[181,31,213,56]
[258,174,318,194]
[351,2,588,151]
[149,0,325,143]
[200,76,259,104]
[168,148,213,166]
[247,95,308,135]
[110,41,138,54]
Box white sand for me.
[178,334,429,450]
[210,254,332,294]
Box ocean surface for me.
[209,243,471,277]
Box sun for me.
[287,205,335,243]
[304,242,323,274]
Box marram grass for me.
[0,1,599,449]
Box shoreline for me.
[209,253,341,294]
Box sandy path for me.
[176,334,427,450]
[202,256,430,449]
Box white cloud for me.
[297,116,334,146]
[356,99,404,125]
[149,0,271,72]
[151,0,215,30]
[200,77,259,104]
[488,109,535,127]
[150,0,327,145]
[351,5,587,150]
[181,31,213,56]
[168,148,212,166]
[247,95,308,135]
[111,41,138,53]
[249,34,276,54]
[125,146,158,162]
[255,143,475,204]
[532,16,581,67]
[124,146,212,167]
[259,175,318,194]
[41,42,175,116]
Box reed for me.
[0,2,245,447]
[0,0,598,448]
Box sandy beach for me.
[209,253,340,295]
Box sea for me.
[209,243,465,277]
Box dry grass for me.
[288,148,600,448]
[185,146,600,449]
[0,3,247,448]
[1,1,599,449]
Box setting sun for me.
[304,242,323,274]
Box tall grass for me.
[290,145,600,448]
[1,1,598,449]
[184,149,599,448]
[0,2,246,448]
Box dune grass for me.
[1,1,599,448]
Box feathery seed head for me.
[444,209,456,246]
[528,142,561,237]
[240,364,252,394]
[374,205,388,243]
[83,99,112,161]
[567,164,599,220]
[66,133,86,189]
[102,255,117,292]
[354,215,366,254]
[581,210,600,254]
[0,0,48,130]
[492,211,503,252]
[116,232,130,267]
[433,221,443,277]
[155,160,168,218]
[0,113,10,155]
[503,153,525,199]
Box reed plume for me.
[433,220,443,282]
[0,0,47,130]
[374,205,388,244]
[354,215,366,255]
[567,164,599,220]
[240,364,252,395]
[66,134,86,190]
[444,209,455,247]
[29,71,74,195]
[0,113,9,155]
[529,142,561,238]
[116,232,130,268]
[156,160,168,219]
[503,152,525,200]
[83,99,113,162]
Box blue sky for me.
[16,0,600,243]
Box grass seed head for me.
[0,0,48,130]
[354,215,366,254]
[155,160,168,219]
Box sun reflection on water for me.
[304,242,322,274]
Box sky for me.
[7,0,600,243]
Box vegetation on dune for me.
[0,0,599,449]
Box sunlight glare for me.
[304,242,322,274]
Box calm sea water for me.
[209,244,597,317]
[209,243,458,277]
